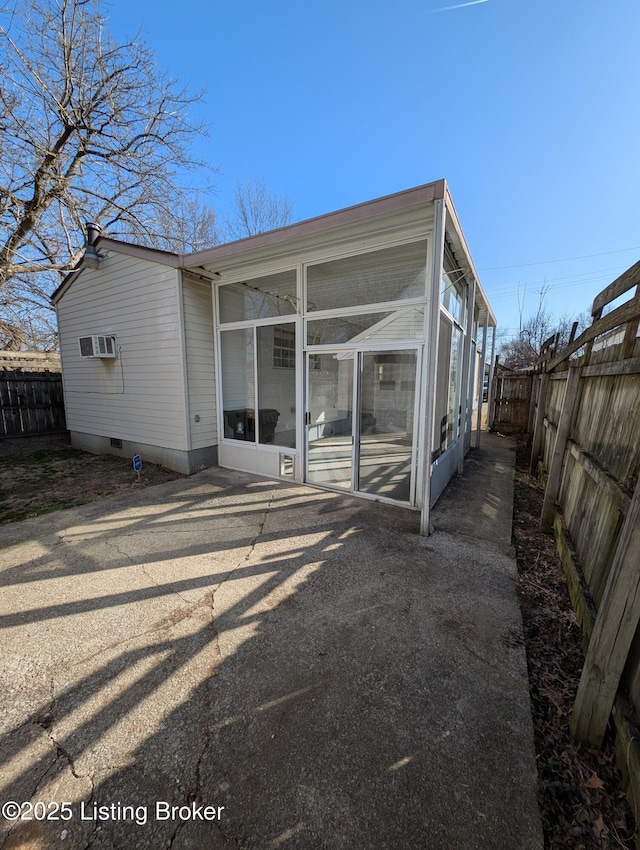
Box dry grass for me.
[0,434,184,524]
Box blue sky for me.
[106,0,640,341]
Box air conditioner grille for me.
[79,337,94,357]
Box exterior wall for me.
[181,274,217,452]
[57,252,188,453]
[69,431,216,475]
[214,213,436,499]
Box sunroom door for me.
[305,348,418,503]
[306,351,354,491]
[357,349,417,503]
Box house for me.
[52,180,496,533]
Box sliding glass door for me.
[306,352,354,490]
[305,348,418,504]
[358,350,416,502]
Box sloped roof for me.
[51,179,495,328]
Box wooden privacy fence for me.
[0,371,66,437]
[0,350,61,371]
[490,368,532,430]
[528,259,640,821]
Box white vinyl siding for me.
[57,252,188,450]
[182,276,217,449]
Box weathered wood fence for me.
[528,259,640,823]
[0,350,61,371]
[0,371,66,437]
[490,367,532,430]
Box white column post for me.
[420,199,446,536]
[486,324,497,431]
[475,311,489,447]
[458,277,476,474]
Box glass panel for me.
[447,326,464,446]
[358,351,416,502]
[441,271,464,323]
[307,306,424,346]
[219,270,297,323]
[433,314,452,460]
[306,241,427,312]
[306,352,353,490]
[257,324,296,448]
[221,328,255,442]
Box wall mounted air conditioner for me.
[78,335,117,358]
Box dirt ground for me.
[512,435,636,849]
[0,433,184,524]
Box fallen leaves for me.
[512,436,636,849]
[585,773,605,791]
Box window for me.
[273,327,295,368]
[220,324,296,448]
[221,329,255,440]
[219,270,297,323]
[306,241,427,312]
[306,307,424,346]
[441,244,466,324]
[258,325,296,447]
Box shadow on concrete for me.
[0,438,542,849]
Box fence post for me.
[529,371,550,475]
[540,365,582,531]
[621,316,639,360]
[487,353,498,430]
[571,483,640,747]
[527,370,539,438]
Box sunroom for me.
[182,180,496,533]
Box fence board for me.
[573,373,640,488]
[559,451,626,604]
[571,485,640,747]
[530,373,550,473]
[591,259,640,316]
[492,374,532,427]
[547,294,640,371]
[582,355,640,378]
[541,366,582,531]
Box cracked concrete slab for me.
[0,437,543,849]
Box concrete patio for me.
[0,432,543,849]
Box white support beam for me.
[458,277,476,474]
[475,311,489,448]
[420,199,446,536]
[486,325,497,431]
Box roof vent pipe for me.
[84,221,103,269]
[86,222,101,246]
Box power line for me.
[479,246,640,272]
[485,262,628,296]
[489,274,615,299]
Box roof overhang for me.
[50,180,496,333]
[443,185,496,329]
[182,180,445,277]
[51,238,180,305]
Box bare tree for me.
[0,0,215,348]
[498,286,590,370]
[152,197,221,255]
[223,178,294,241]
